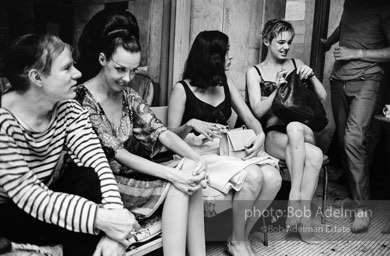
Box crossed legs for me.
[265,122,322,243]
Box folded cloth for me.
[183,134,279,195]
[202,154,250,194]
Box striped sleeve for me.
[0,113,98,234]
[62,101,123,209]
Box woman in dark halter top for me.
[168,30,282,256]
[246,19,327,244]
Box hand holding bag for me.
[219,126,256,158]
[271,69,328,132]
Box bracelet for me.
[307,72,315,79]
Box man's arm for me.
[321,26,340,52]
[333,46,390,63]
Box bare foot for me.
[286,199,301,230]
[299,222,321,244]
[333,197,355,208]
[226,240,255,256]
[351,209,371,233]
[381,219,390,234]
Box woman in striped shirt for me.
[0,34,139,256]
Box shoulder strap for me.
[253,66,263,79]
[178,80,192,94]
[292,58,297,69]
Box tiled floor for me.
[144,165,390,255]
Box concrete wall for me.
[189,0,263,97]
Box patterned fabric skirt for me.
[113,159,182,220]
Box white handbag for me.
[219,126,256,159]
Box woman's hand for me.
[192,157,207,176]
[93,236,126,256]
[275,69,288,87]
[192,157,209,189]
[297,65,314,80]
[187,119,227,141]
[170,165,207,195]
[242,132,265,160]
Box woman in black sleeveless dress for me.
[168,30,282,256]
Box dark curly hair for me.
[182,30,229,89]
[77,9,139,83]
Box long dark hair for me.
[182,30,229,89]
[77,9,139,83]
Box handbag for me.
[271,69,328,132]
[219,126,256,158]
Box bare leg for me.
[299,143,322,244]
[187,188,206,256]
[285,122,307,229]
[244,164,281,254]
[162,185,189,256]
[229,164,263,256]
[162,159,205,256]
[265,122,323,243]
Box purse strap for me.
[292,58,297,69]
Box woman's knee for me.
[244,165,264,189]
[180,158,197,173]
[261,165,282,189]
[286,122,305,135]
[166,185,190,207]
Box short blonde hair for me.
[261,19,295,44]
[4,33,70,91]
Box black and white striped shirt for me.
[0,100,123,234]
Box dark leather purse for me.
[271,69,328,132]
